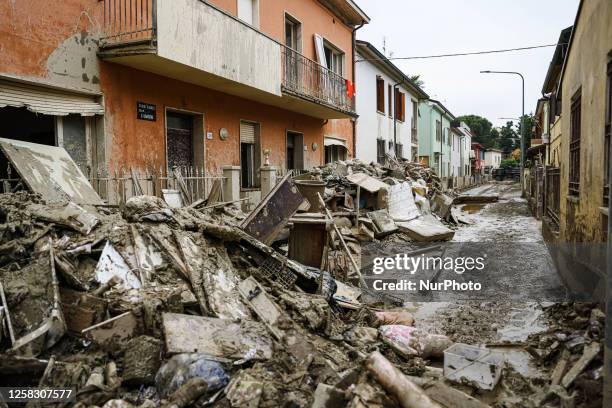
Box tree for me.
[499,121,517,155]
[456,114,494,146]
[500,158,519,169]
[409,75,425,88]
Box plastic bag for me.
[155,353,229,397]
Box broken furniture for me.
[240,172,305,245]
[288,213,329,269]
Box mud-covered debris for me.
[123,335,163,385]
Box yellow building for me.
[547,0,612,299]
[558,0,612,243]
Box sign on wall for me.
[137,101,156,121]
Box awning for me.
[324,137,347,148]
[0,79,104,116]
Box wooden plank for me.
[238,277,285,340]
[162,313,273,361]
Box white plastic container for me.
[443,343,505,390]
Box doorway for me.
[286,131,304,171]
[166,111,194,170]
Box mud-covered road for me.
[403,182,568,402]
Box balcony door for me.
[285,15,302,90]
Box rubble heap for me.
[524,302,605,407]
[0,190,463,408]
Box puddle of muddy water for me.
[497,303,548,342]
[460,203,486,214]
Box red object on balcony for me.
[346,80,355,98]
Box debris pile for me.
[0,139,581,408]
[525,302,604,407]
[0,190,468,407]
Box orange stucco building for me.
[0,0,368,193]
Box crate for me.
[443,343,505,390]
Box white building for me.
[355,40,428,164]
[452,121,473,187]
[484,148,503,170]
[450,127,462,180]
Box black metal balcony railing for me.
[281,46,353,113]
[102,0,156,44]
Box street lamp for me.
[480,70,525,181]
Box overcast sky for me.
[357,0,579,127]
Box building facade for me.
[471,142,485,183]
[536,0,612,300]
[483,149,502,170]
[418,99,455,185]
[0,0,369,202]
[354,41,428,164]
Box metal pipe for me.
[351,20,365,159]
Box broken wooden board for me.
[561,342,601,388]
[396,216,455,242]
[162,313,273,361]
[175,231,249,320]
[240,172,305,245]
[238,276,285,340]
[29,201,99,235]
[82,311,140,347]
[453,195,499,205]
[0,138,102,205]
[388,182,420,222]
[346,173,389,193]
[367,210,398,237]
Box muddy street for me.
[403,182,574,405]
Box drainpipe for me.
[351,21,365,159]
[393,81,402,156]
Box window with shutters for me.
[376,139,385,164]
[388,84,393,117]
[394,88,405,122]
[436,120,441,142]
[376,77,385,113]
[604,60,612,207]
[240,120,261,189]
[569,90,581,196]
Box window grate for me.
[569,92,581,196]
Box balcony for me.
[99,0,354,119]
[281,46,353,115]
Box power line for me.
[356,43,564,62]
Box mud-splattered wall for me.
[558,0,612,244]
[0,0,103,92]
